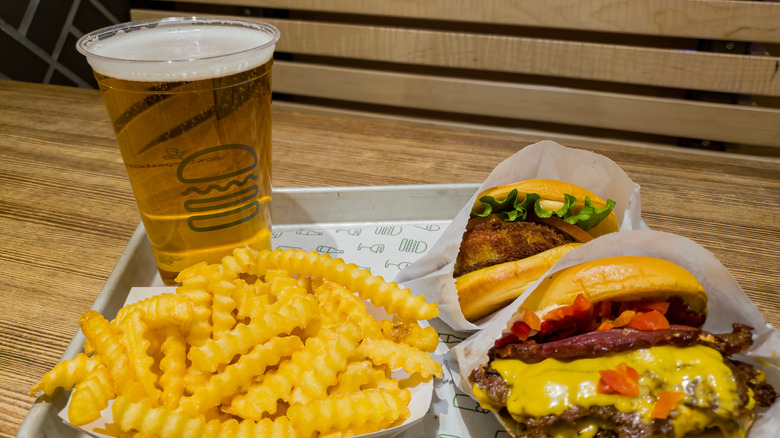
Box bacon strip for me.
[490,323,753,363]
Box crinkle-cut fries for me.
[31,247,441,437]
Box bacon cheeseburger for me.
[470,256,777,438]
[454,179,618,322]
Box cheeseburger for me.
[455,179,618,322]
[470,256,777,438]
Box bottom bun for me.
[455,243,581,322]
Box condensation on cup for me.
[77,17,279,285]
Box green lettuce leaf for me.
[471,189,616,231]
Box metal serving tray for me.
[17,183,481,438]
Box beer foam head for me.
[77,17,278,81]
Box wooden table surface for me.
[1,79,779,437]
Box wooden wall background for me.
[134,1,780,156]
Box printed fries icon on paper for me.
[31,247,441,437]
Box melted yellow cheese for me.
[484,345,748,437]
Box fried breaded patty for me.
[453,214,573,277]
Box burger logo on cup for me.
[178,144,260,232]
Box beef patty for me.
[454,214,574,277]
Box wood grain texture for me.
[1,80,778,437]
[131,10,780,96]
[131,9,780,149]
[170,0,780,42]
[272,61,780,148]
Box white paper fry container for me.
[448,229,780,437]
[395,140,643,332]
[58,287,434,438]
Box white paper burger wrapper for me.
[395,140,643,332]
[448,230,780,437]
[58,287,434,438]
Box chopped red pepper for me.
[597,321,614,331]
[521,308,541,331]
[597,368,639,396]
[651,391,686,419]
[628,310,670,331]
[540,319,557,333]
[544,294,592,321]
[544,305,573,321]
[612,310,636,327]
[571,294,593,313]
[510,321,532,341]
[616,362,639,381]
[493,332,519,347]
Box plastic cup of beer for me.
[77,17,279,285]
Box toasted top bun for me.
[471,179,619,238]
[522,256,708,317]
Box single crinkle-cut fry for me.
[78,310,135,394]
[159,326,187,410]
[315,282,383,339]
[233,280,270,320]
[220,246,258,277]
[112,395,297,438]
[211,280,237,340]
[330,360,388,395]
[180,335,303,416]
[255,249,439,321]
[68,361,114,426]
[360,338,443,380]
[373,377,412,405]
[287,388,411,437]
[113,293,193,330]
[175,273,213,348]
[29,353,101,396]
[379,319,440,353]
[181,368,212,395]
[188,293,319,373]
[119,309,161,403]
[289,321,361,404]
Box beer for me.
[77,18,279,284]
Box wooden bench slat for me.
[168,0,780,43]
[273,61,780,148]
[131,10,780,96]
[270,19,780,97]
